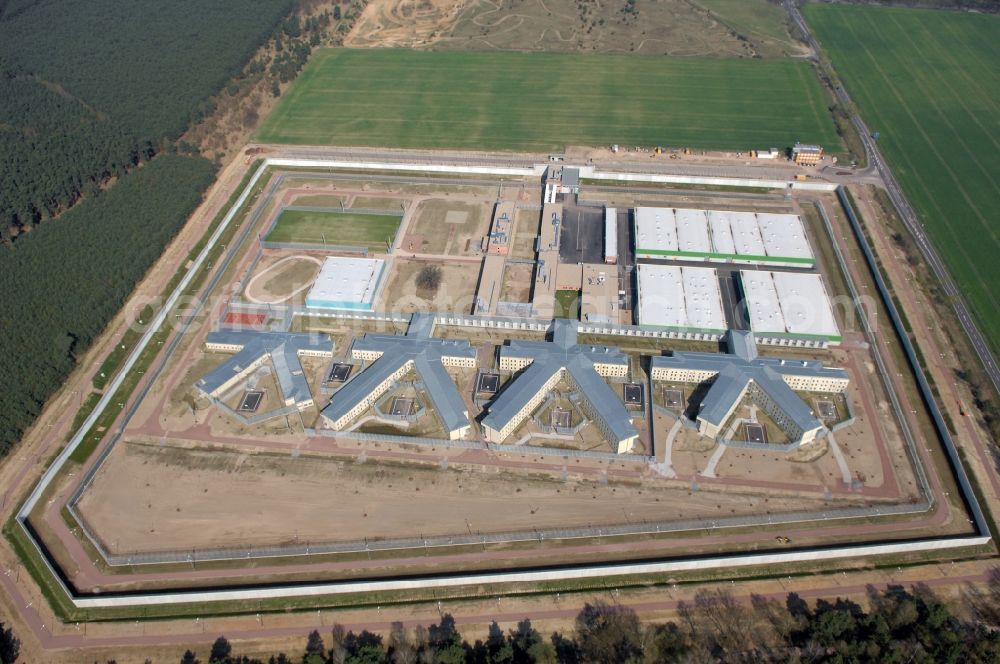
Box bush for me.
[415,265,443,293]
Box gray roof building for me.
[320,314,475,436]
[651,330,848,443]
[482,320,636,446]
[198,329,333,407]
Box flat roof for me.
[635,207,814,265]
[728,212,766,257]
[604,207,617,259]
[741,270,840,340]
[771,271,840,339]
[755,213,813,261]
[634,207,678,253]
[675,208,711,254]
[707,211,738,256]
[305,256,385,310]
[636,264,726,331]
[741,270,785,334]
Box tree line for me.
[0,155,216,453]
[4,582,995,664]
[178,586,1000,664]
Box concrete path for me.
[826,432,853,486]
[650,418,681,478]
[701,442,727,478]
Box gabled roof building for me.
[482,320,637,453]
[320,314,475,439]
[650,330,848,446]
[199,329,334,411]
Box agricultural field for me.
[265,209,402,251]
[805,4,1000,352]
[256,49,842,152]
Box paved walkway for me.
[701,443,727,479]
[826,432,854,486]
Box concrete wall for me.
[576,165,839,192]
[70,535,988,609]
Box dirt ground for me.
[381,258,481,315]
[511,209,540,259]
[347,0,466,48]
[243,253,322,304]
[347,0,765,57]
[75,440,855,554]
[403,198,492,255]
[499,263,535,302]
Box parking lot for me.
[559,199,605,264]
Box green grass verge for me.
[581,179,779,194]
[91,304,157,390]
[257,49,842,152]
[68,162,268,465]
[805,4,1000,356]
[265,208,401,251]
[555,289,581,320]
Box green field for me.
[555,290,581,320]
[257,49,842,152]
[805,4,1000,353]
[265,209,402,251]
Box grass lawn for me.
[555,289,581,320]
[265,209,402,251]
[257,49,841,153]
[805,4,1000,354]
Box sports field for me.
[256,49,841,152]
[805,5,1000,352]
[265,209,401,251]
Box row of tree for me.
[179,584,1000,663]
[0,0,295,239]
[0,583,983,664]
[0,155,216,453]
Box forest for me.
[0,0,294,238]
[0,155,216,454]
[4,582,998,664]
[0,0,323,452]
